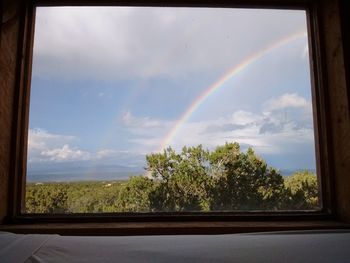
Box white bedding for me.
[1,230,350,263]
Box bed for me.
[1,230,350,262]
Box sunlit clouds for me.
[120,93,314,157]
[263,93,311,112]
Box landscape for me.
[25,142,318,213]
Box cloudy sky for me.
[27,7,316,179]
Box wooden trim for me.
[10,210,331,224]
[8,2,35,219]
[338,0,350,117]
[0,220,348,236]
[20,4,36,215]
[7,2,28,219]
[32,0,312,9]
[319,0,350,222]
[306,2,335,215]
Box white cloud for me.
[120,94,314,158]
[167,118,275,154]
[32,7,307,80]
[41,144,91,162]
[263,93,311,112]
[28,129,146,165]
[170,112,314,156]
[27,129,89,163]
[230,110,261,125]
[28,128,76,152]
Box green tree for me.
[208,143,285,210]
[146,145,213,211]
[284,170,318,209]
[26,184,68,213]
[118,176,155,212]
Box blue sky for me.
[27,7,316,179]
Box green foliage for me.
[26,184,68,213]
[26,181,123,213]
[118,176,155,212]
[25,143,319,213]
[284,170,319,209]
[208,143,285,210]
[147,145,212,211]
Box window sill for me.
[0,220,349,236]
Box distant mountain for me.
[27,160,316,182]
[27,161,145,182]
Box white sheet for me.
[0,231,58,263]
[1,230,349,263]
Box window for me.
[4,0,343,227]
[23,6,321,215]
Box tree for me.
[284,170,318,209]
[208,143,285,210]
[145,143,288,211]
[118,176,155,212]
[26,184,68,213]
[146,145,213,211]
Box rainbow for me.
[158,30,307,152]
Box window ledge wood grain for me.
[1,220,349,236]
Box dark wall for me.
[0,1,22,223]
[339,0,350,116]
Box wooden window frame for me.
[1,0,349,235]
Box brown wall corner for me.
[0,0,21,223]
[320,0,350,222]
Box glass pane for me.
[25,7,319,213]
